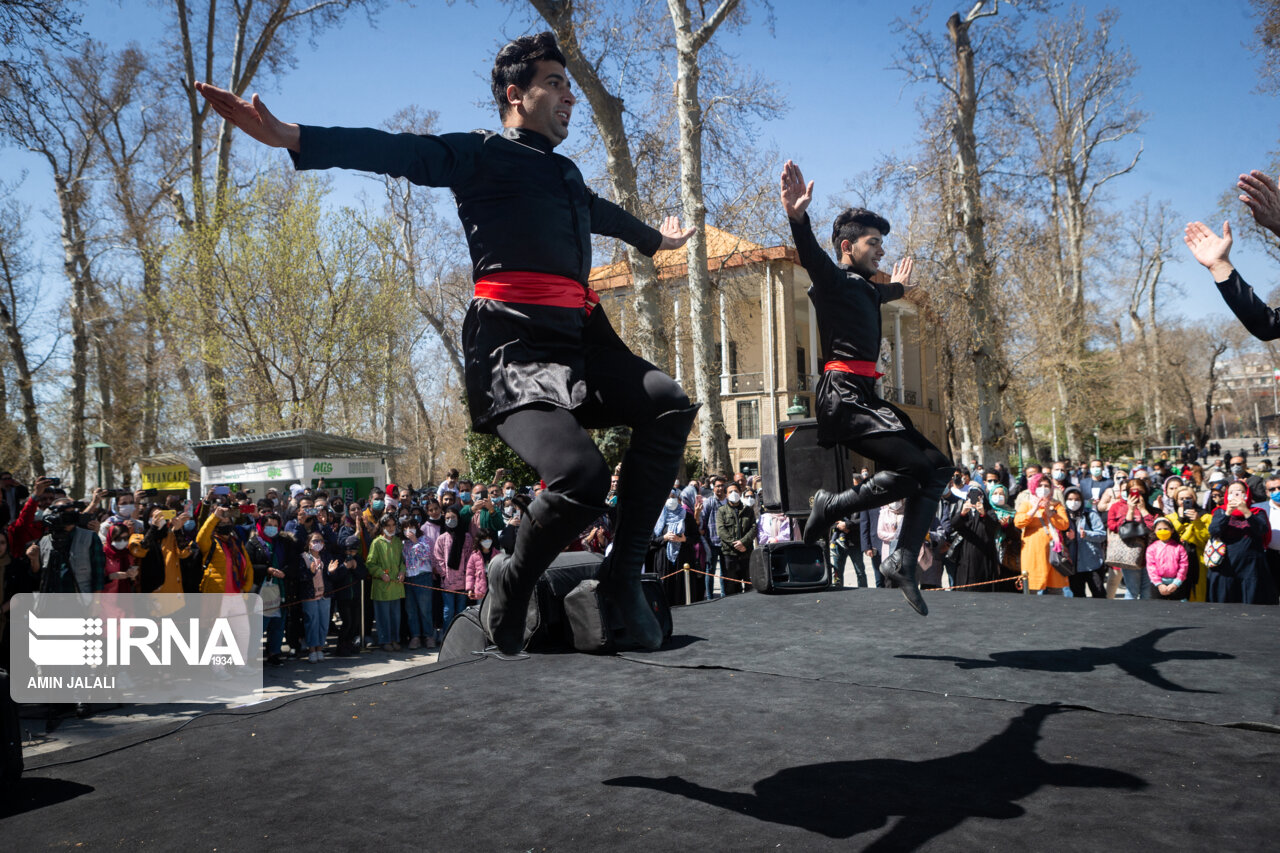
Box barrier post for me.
[683,562,691,605]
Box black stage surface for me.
[5,588,1279,851]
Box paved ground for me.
[18,644,442,759]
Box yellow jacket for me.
[197,512,253,593]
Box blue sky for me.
[5,0,1278,326]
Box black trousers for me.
[843,427,954,503]
[1068,569,1108,599]
[721,550,751,596]
[495,345,689,506]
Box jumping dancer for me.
[197,33,699,653]
[779,160,952,615]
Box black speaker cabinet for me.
[759,418,850,515]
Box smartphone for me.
[212,485,231,496]
[143,488,158,497]
[160,509,177,520]
[46,476,62,487]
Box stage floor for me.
[5,588,1279,851]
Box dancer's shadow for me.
[896,627,1232,693]
[605,704,1143,849]
[0,778,95,818]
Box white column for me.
[720,290,730,395]
[673,294,683,384]
[807,299,819,382]
[894,310,904,403]
[764,264,776,434]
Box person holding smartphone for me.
[1207,481,1277,604]
[1014,472,1071,596]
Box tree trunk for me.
[55,178,90,497]
[529,0,669,367]
[667,0,738,476]
[0,242,46,475]
[947,12,1008,465]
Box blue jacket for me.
[1066,507,1107,573]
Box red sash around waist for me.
[474,272,600,315]
[824,359,884,378]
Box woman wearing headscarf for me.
[655,488,700,604]
[1015,472,1071,595]
[1063,486,1108,599]
[431,507,476,635]
[1106,476,1156,599]
[247,511,289,665]
[950,482,1000,592]
[1207,480,1278,604]
[1167,484,1211,602]
[986,483,1022,591]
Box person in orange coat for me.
[1015,472,1071,595]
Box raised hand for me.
[891,257,916,292]
[1183,220,1234,281]
[657,215,697,251]
[1238,170,1280,238]
[193,82,300,152]
[779,159,813,222]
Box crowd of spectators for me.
[1,439,1276,690]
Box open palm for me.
[779,159,813,221]
[1183,220,1232,271]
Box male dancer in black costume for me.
[779,160,952,615]
[196,33,699,654]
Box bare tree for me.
[165,0,379,438]
[665,0,740,476]
[0,194,47,475]
[1014,7,1144,458]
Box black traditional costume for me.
[292,124,698,653]
[787,213,952,614]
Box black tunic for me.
[1215,269,1280,341]
[290,124,664,431]
[788,214,912,447]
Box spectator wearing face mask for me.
[1208,481,1277,604]
[468,533,492,604]
[1251,474,1280,599]
[716,484,756,597]
[330,534,366,656]
[367,515,406,651]
[1097,468,1129,515]
[655,489,700,604]
[496,495,528,556]
[197,505,254,594]
[950,483,1000,592]
[135,507,192,596]
[1049,461,1075,495]
[1062,487,1107,599]
[1080,460,1112,510]
[756,501,795,546]
[432,507,476,635]
[402,520,435,650]
[247,512,289,665]
[1146,519,1189,601]
[984,484,1020,590]
[298,530,337,662]
[1166,485,1210,603]
[1105,477,1156,600]
[102,522,140,594]
[1015,472,1071,596]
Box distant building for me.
[589,225,945,475]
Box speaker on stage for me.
[759,418,849,515]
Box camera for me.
[967,486,984,504]
[44,476,62,487]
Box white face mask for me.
[480,539,493,549]
[665,498,679,511]
[111,539,129,550]
[1035,486,1051,498]
[742,496,756,507]
[991,494,1007,506]
[116,504,135,519]
[728,492,741,504]
[445,518,458,529]
[1066,500,1082,511]
[311,541,325,552]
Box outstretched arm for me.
[1183,220,1234,282]
[1238,170,1280,238]
[194,82,300,152]
[779,159,813,222]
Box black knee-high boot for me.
[598,404,700,649]
[803,471,917,546]
[880,493,939,617]
[482,491,605,655]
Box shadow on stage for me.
[894,627,1233,693]
[605,704,1145,850]
[0,778,95,819]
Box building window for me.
[736,400,760,440]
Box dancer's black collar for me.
[501,126,555,153]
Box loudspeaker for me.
[749,542,832,594]
[759,418,850,515]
